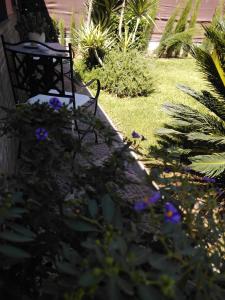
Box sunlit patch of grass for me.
[99,58,207,149]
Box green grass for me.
[99,58,207,149]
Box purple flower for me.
[148,191,161,203]
[134,201,148,212]
[202,176,216,184]
[134,191,161,211]
[164,202,181,224]
[132,130,141,139]
[183,166,192,173]
[35,128,48,141]
[164,167,172,173]
[49,97,62,111]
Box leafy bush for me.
[0,102,225,299]
[0,105,224,300]
[78,49,155,98]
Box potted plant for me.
[15,12,50,43]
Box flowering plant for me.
[0,105,224,300]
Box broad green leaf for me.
[60,242,79,262]
[113,207,123,230]
[6,208,27,218]
[117,277,134,296]
[87,199,98,218]
[148,253,180,275]
[79,271,99,287]
[0,231,34,243]
[12,191,24,203]
[0,244,30,258]
[138,285,164,300]
[10,224,36,238]
[107,277,122,300]
[56,261,77,276]
[109,236,127,256]
[190,152,225,177]
[131,246,150,266]
[101,194,115,224]
[65,219,99,232]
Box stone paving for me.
[76,84,155,203]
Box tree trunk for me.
[118,0,126,39]
[87,0,94,28]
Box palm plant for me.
[127,0,157,43]
[156,19,225,178]
[156,3,180,57]
[157,0,202,58]
[91,0,121,30]
[75,23,115,67]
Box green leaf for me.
[10,224,36,238]
[131,247,150,266]
[79,271,99,287]
[148,253,180,275]
[0,244,30,258]
[56,261,77,276]
[117,277,134,296]
[12,191,24,203]
[138,285,164,300]
[101,194,115,224]
[109,236,127,256]
[190,152,225,177]
[87,199,98,218]
[65,219,99,232]
[113,207,123,230]
[107,277,122,300]
[6,208,27,218]
[0,231,34,243]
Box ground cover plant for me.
[0,100,224,299]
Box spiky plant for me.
[90,0,121,30]
[70,12,76,47]
[156,2,180,57]
[127,0,158,43]
[172,0,193,56]
[202,0,225,51]
[183,0,202,56]
[75,23,115,67]
[156,19,225,178]
[58,18,66,45]
[157,0,201,58]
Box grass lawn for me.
[99,58,207,149]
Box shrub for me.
[89,50,155,97]
[0,101,225,299]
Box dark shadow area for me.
[17,0,58,42]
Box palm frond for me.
[177,85,225,120]
[162,29,194,49]
[163,103,225,135]
[190,152,225,177]
[187,132,225,146]
[191,44,225,100]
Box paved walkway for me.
[75,84,155,203]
